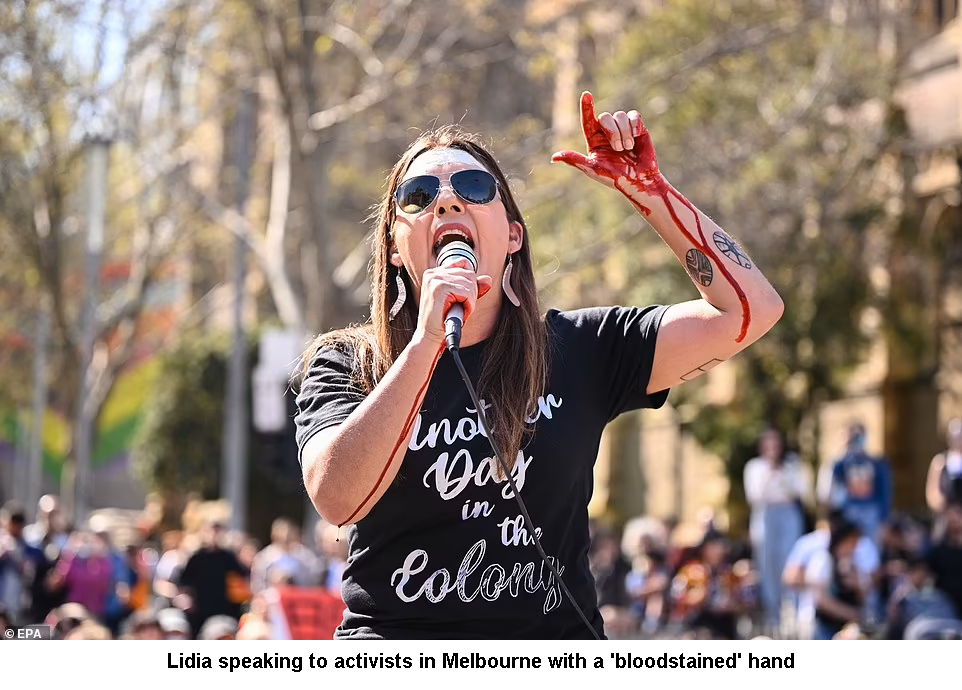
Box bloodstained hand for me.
[551,91,752,343]
[551,91,665,210]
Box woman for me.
[743,428,808,631]
[926,418,962,522]
[294,92,784,639]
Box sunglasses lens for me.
[396,176,440,214]
[452,169,498,204]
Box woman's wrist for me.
[407,331,446,363]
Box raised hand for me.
[551,91,663,197]
[552,91,754,344]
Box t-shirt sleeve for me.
[550,305,670,422]
[294,343,367,465]
[806,551,832,588]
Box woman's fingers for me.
[613,111,633,150]
[596,112,623,151]
[477,275,493,299]
[596,110,637,151]
[416,267,489,343]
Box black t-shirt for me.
[178,547,247,629]
[294,306,669,639]
[928,541,962,616]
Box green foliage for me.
[534,0,901,525]
[130,331,237,498]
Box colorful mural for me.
[0,257,185,497]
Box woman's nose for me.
[434,185,464,216]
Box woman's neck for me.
[458,291,504,347]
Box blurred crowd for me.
[592,419,962,641]
[1,418,961,641]
[0,498,348,640]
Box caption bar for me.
[168,650,795,673]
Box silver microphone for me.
[436,240,477,350]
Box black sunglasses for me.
[395,169,498,214]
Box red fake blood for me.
[338,345,442,527]
[552,92,751,342]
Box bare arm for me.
[301,263,491,526]
[926,454,945,514]
[301,335,441,526]
[552,92,783,394]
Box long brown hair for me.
[301,126,548,472]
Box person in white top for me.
[743,428,809,631]
[782,511,879,639]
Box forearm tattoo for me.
[685,248,714,286]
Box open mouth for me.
[432,224,475,260]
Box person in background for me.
[62,620,112,640]
[886,554,960,640]
[198,614,238,641]
[926,418,962,538]
[236,616,272,640]
[315,522,347,593]
[877,515,927,611]
[672,531,747,640]
[47,530,114,624]
[176,520,249,638]
[126,609,166,640]
[97,530,136,636]
[0,602,11,636]
[622,517,671,636]
[153,530,187,608]
[23,494,70,556]
[590,526,633,636]
[927,497,962,619]
[22,495,68,625]
[782,509,879,639]
[743,427,808,632]
[157,607,191,640]
[251,518,319,595]
[0,501,45,626]
[46,602,92,639]
[821,422,892,548]
[808,519,865,640]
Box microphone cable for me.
[447,342,602,641]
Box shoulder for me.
[296,326,376,394]
[302,328,369,372]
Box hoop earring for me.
[502,254,521,307]
[389,268,407,320]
